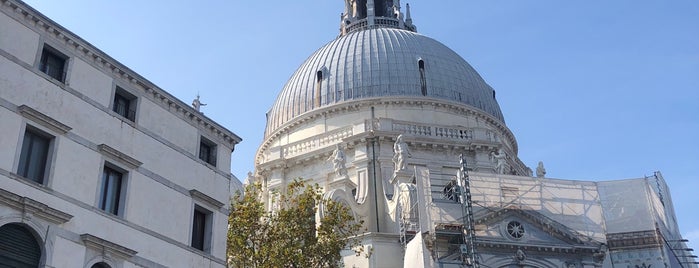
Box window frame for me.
[38,45,68,83]
[111,86,138,122]
[198,136,217,167]
[190,205,213,253]
[16,125,55,185]
[97,163,128,217]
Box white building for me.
[253,1,695,267]
[0,0,241,267]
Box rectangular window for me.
[17,128,52,184]
[191,205,212,252]
[112,87,137,121]
[199,137,217,166]
[39,46,67,82]
[99,166,124,216]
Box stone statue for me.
[344,0,357,18]
[593,243,608,263]
[327,144,348,177]
[392,4,401,19]
[490,148,507,174]
[192,94,206,112]
[536,161,546,178]
[514,248,526,264]
[393,134,411,172]
[243,171,254,186]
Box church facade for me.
[253,1,694,267]
[0,0,241,267]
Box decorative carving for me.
[506,221,525,239]
[392,134,411,173]
[192,94,206,112]
[536,161,546,178]
[490,148,507,174]
[593,243,608,263]
[327,144,348,178]
[244,171,255,186]
[514,248,526,264]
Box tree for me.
[227,179,365,268]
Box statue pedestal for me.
[391,169,413,186]
[328,174,354,193]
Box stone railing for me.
[392,122,432,136]
[282,127,353,158]
[345,17,405,34]
[391,121,479,142]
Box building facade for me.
[253,1,694,267]
[0,0,241,267]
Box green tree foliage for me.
[227,180,365,268]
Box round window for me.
[506,221,525,239]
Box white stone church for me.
[251,1,695,267]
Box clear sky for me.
[23,0,699,251]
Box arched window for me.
[418,60,427,96]
[315,70,323,107]
[0,223,42,268]
[91,262,111,268]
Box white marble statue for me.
[243,171,254,186]
[192,94,206,112]
[393,134,411,172]
[490,148,507,174]
[327,144,348,177]
[536,161,546,178]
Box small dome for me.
[265,28,504,136]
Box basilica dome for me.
[265,27,505,137]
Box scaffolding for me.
[459,154,479,268]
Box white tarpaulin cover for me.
[403,232,435,268]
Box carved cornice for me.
[606,230,661,250]
[189,189,224,209]
[0,187,73,225]
[18,105,71,134]
[255,131,502,173]
[1,0,241,148]
[98,144,142,169]
[80,234,138,259]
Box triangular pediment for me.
[470,206,601,250]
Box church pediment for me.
[470,206,602,251]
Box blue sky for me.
[23,0,699,251]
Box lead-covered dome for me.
[265,27,505,137]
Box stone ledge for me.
[18,105,72,134]
[98,144,142,169]
[0,187,73,225]
[189,189,224,209]
[81,234,138,260]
